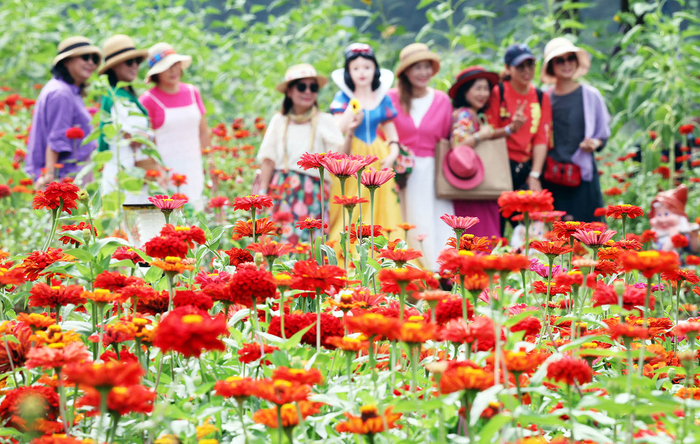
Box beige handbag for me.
[435,138,513,200]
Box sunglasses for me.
[125,57,144,67]
[554,54,578,65]
[295,82,319,93]
[80,53,100,65]
[515,59,535,70]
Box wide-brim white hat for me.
[540,37,591,84]
[145,42,192,83]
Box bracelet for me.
[529,171,541,179]
[473,134,480,145]
[504,125,512,136]
[388,140,400,146]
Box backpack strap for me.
[536,87,543,106]
[499,83,505,106]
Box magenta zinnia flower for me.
[361,167,396,189]
[350,154,379,168]
[148,195,187,210]
[320,156,365,179]
[440,214,480,230]
[572,229,617,247]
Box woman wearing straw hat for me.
[139,43,209,211]
[254,63,346,244]
[387,43,454,267]
[540,37,610,222]
[26,36,102,187]
[98,35,160,203]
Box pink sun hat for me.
[443,145,484,190]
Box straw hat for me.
[540,37,591,84]
[53,36,102,67]
[395,43,440,78]
[275,64,328,93]
[144,43,192,83]
[98,35,149,76]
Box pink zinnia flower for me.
[350,154,379,168]
[440,214,480,230]
[320,156,365,179]
[297,152,343,171]
[361,167,396,189]
[572,229,617,247]
[416,234,428,241]
[148,194,187,210]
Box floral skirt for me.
[269,170,329,245]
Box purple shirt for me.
[26,78,97,179]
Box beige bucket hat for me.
[144,42,192,83]
[275,64,329,93]
[541,37,591,84]
[98,35,149,75]
[395,43,440,78]
[53,36,102,67]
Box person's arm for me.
[199,115,211,151]
[527,94,553,191]
[256,159,275,195]
[35,147,59,188]
[526,144,547,191]
[380,121,400,170]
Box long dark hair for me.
[397,73,413,115]
[343,53,381,92]
[105,69,136,96]
[281,79,318,115]
[51,60,88,95]
[452,77,491,114]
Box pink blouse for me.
[387,88,452,158]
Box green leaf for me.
[281,322,316,350]
[65,248,94,263]
[144,266,163,283]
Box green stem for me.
[460,275,468,320]
[315,289,322,353]
[277,404,283,444]
[524,213,531,257]
[319,168,326,249]
[251,208,257,243]
[280,290,286,340]
[42,202,63,251]
[236,399,250,444]
[166,273,175,312]
[346,353,353,402]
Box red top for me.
[485,82,552,163]
[387,88,452,158]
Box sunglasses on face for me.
[515,59,535,71]
[125,57,144,67]
[80,53,100,65]
[554,54,578,65]
[295,82,319,93]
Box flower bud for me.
[613,280,626,296]
[254,252,264,268]
[77,189,89,204]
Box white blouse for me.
[256,112,345,178]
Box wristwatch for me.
[529,171,541,179]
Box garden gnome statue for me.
[649,184,699,253]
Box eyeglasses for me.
[295,82,319,93]
[125,57,144,67]
[515,59,535,71]
[80,53,100,65]
[554,54,578,65]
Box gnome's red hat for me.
[650,184,688,219]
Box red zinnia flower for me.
[605,204,644,219]
[32,182,80,214]
[223,263,276,306]
[608,323,650,342]
[25,341,89,370]
[153,306,228,357]
[360,167,396,189]
[679,124,694,135]
[233,194,274,211]
[112,247,142,263]
[348,223,384,244]
[291,259,346,293]
[603,187,623,196]
[172,289,213,310]
[333,195,369,208]
[94,270,142,292]
[268,312,344,348]
[237,343,279,364]
[247,238,294,259]
[530,241,573,258]
[254,401,323,429]
[253,379,310,405]
[209,196,229,208]
[439,361,494,394]
[160,224,207,248]
[58,222,96,245]
[344,313,400,339]
[171,174,187,187]
[223,247,254,266]
[640,230,658,244]
[592,282,654,313]
[377,267,436,294]
[29,283,86,309]
[297,152,342,171]
[77,385,155,416]
[215,376,256,400]
[144,235,188,259]
[65,127,85,139]
[64,360,144,390]
[497,190,554,218]
[546,356,593,385]
[672,234,689,248]
[378,248,423,267]
[272,367,324,386]
[295,218,327,231]
[0,385,61,434]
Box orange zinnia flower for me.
[344,313,400,339]
[446,234,492,252]
[83,288,118,305]
[253,379,311,405]
[231,217,279,240]
[396,320,437,344]
[16,313,55,331]
[502,350,549,374]
[253,401,323,429]
[214,376,256,401]
[335,405,402,436]
[497,190,554,218]
[439,362,494,394]
[377,248,423,267]
[21,248,73,281]
[529,241,573,259]
[605,204,644,219]
[151,256,195,274]
[326,336,369,352]
[619,250,679,279]
[64,360,144,390]
[272,367,323,386]
[377,267,435,294]
[77,384,155,416]
[291,259,347,293]
[29,283,86,309]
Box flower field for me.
[4,1,700,444]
